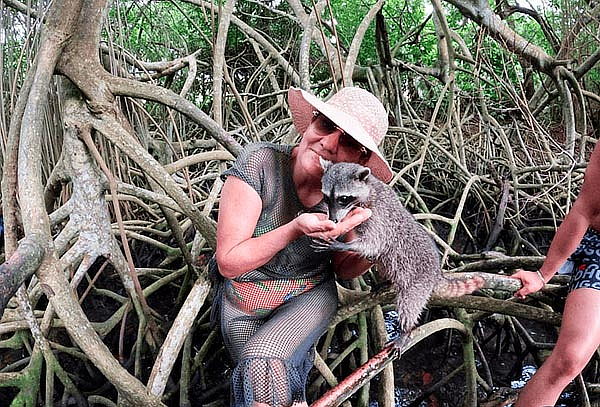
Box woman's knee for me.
[232,356,294,405]
[545,346,590,381]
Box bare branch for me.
[343,0,384,86]
[499,4,560,52]
[443,0,556,73]
[108,76,242,157]
[148,275,210,396]
[212,0,237,125]
[575,47,600,78]
[0,235,45,318]
[313,318,468,406]
[181,0,301,85]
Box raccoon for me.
[313,160,484,349]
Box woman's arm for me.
[216,176,339,279]
[514,142,600,297]
[333,251,372,280]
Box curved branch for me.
[164,150,235,174]
[554,66,582,155]
[343,0,384,86]
[99,43,209,81]
[0,235,45,319]
[116,182,183,213]
[443,0,556,73]
[108,76,242,157]
[312,318,468,406]
[500,4,560,52]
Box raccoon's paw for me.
[310,238,350,252]
[391,331,412,353]
[310,238,333,252]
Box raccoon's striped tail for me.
[433,275,485,297]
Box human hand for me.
[323,207,372,241]
[295,213,337,240]
[296,208,372,240]
[511,269,546,299]
[320,208,373,241]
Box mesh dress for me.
[216,142,338,406]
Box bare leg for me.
[516,288,600,407]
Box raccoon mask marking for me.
[319,158,371,223]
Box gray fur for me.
[314,162,479,344]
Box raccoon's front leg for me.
[310,238,366,254]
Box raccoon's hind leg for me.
[392,331,412,352]
[392,287,433,351]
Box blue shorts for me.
[568,228,600,292]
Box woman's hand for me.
[512,269,546,299]
[295,213,337,239]
[296,208,372,240]
[296,207,373,280]
[332,207,372,239]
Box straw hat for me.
[288,86,393,182]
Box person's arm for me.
[514,142,600,297]
[333,250,372,280]
[216,176,343,279]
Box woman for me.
[512,140,600,406]
[214,86,393,407]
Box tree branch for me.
[107,76,242,157]
[0,235,45,319]
[343,0,384,86]
[443,0,556,73]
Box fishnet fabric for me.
[222,279,337,406]
[217,143,338,406]
[222,142,331,281]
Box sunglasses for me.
[312,111,369,158]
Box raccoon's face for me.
[320,161,372,223]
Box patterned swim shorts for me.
[225,276,327,317]
[569,228,600,291]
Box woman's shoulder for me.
[241,142,293,158]
[233,142,294,169]
[223,142,294,186]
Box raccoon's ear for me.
[319,157,333,172]
[356,167,371,181]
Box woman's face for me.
[296,112,370,178]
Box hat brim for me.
[288,87,393,182]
